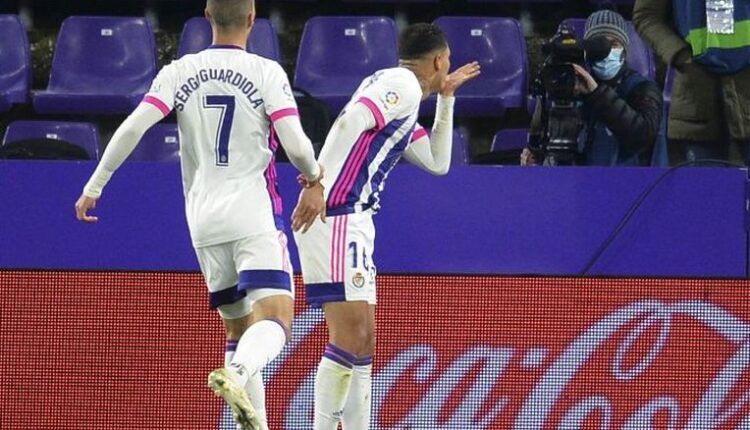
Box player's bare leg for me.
[209,295,293,430]
[314,301,375,430]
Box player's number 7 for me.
[203,95,236,167]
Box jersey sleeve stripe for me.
[357,97,386,130]
[411,127,428,142]
[269,108,300,123]
[142,95,171,116]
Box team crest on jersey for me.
[352,272,366,288]
[382,90,400,110]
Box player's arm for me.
[274,114,326,233]
[75,64,177,222]
[291,103,375,232]
[262,62,326,232]
[74,103,165,222]
[263,63,320,182]
[403,62,479,176]
[272,113,320,182]
[402,95,455,176]
[323,102,378,155]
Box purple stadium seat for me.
[491,128,529,152]
[294,16,398,113]
[450,127,470,165]
[559,18,656,79]
[128,123,180,162]
[400,126,470,165]
[177,17,280,61]
[2,120,100,160]
[33,16,157,115]
[0,15,31,112]
[427,17,528,117]
[425,126,470,165]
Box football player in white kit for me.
[74,1,325,429]
[293,23,480,429]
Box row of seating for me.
[1,120,477,164]
[0,14,659,118]
[1,121,180,162]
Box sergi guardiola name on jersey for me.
[173,68,263,111]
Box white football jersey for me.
[319,67,423,216]
[143,45,299,247]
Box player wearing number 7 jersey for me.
[74,1,325,429]
[293,23,480,430]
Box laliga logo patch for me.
[382,90,400,110]
[352,272,366,288]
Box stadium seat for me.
[177,17,281,61]
[294,16,398,113]
[33,16,157,115]
[558,18,656,80]
[451,127,470,165]
[0,15,31,112]
[491,128,529,152]
[401,126,470,165]
[427,17,528,117]
[2,120,100,160]
[128,123,180,162]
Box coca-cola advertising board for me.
[2,271,749,429]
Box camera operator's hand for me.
[573,64,598,95]
[441,62,481,97]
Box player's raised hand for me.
[292,167,326,233]
[441,61,481,97]
[75,194,99,223]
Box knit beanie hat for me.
[584,10,630,49]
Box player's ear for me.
[247,0,256,28]
[204,8,211,21]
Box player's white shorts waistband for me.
[294,212,376,307]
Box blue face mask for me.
[591,47,624,80]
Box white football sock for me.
[314,344,357,430]
[342,360,373,430]
[229,319,288,385]
[245,372,267,427]
[227,340,269,427]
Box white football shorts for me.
[195,230,294,318]
[294,212,377,307]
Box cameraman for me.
[523,10,667,166]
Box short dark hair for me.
[399,23,448,60]
[206,0,253,32]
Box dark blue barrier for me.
[0,161,747,277]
